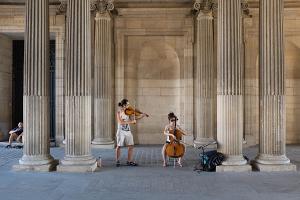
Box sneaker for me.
[126,161,138,166]
[116,160,120,167]
[5,145,12,148]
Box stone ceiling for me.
[0,0,299,8]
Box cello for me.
[165,118,185,159]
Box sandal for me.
[163,162,168,167]
[116,160,120,167]
[126,161,138,166]
[177,161,182,167]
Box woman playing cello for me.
[162,112,187,167]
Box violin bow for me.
[133,101,136,122]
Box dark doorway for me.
[49,40,56,142]
[12,41,23,127]
[12,40,56,141]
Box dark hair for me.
[168,112,178,121]
[118,99,128,107]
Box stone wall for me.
[114,8,194,144]
[0,33,12,141]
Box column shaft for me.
[92,12,114,148]
[194,11,216,146]
[254,0,296,171]
[55,27,66,146]
[216,0,250,171]
[15,0,56,171]
[57,0,97,172]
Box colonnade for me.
[15,0,295,172]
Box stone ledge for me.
[57,162,98,173]
[13,160,59,172]
[216,164,252,172]
[252,162,297,172]
[91,143,115,149]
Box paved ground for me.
[0,143,300,200]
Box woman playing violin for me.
[162,112,187,167]
[115,98,148,167]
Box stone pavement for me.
[0,144,300,200]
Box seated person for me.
[6,122,23,148]
[162,112,187,167]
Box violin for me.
[165,124,185,158]
[124,106,149,117]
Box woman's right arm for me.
[9,128,16,134]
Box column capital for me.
[199,0,251,18]
[91,0,114,14]
[241,0,251,18]
[193,0,215,15]
[56,0,67,15]
[56,0,114,15]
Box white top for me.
[165,124,182,142]
[117,111,131,132]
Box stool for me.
[168,157,178,168]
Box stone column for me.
[193,0,216,147]
[13,0,57,172]
[92,1,115,148]
[253,0,296,172]
[241,1,246,143]
[57,0,97,172]
[55,1,67,146]
[212,2,218,139]
[216,0,251,172]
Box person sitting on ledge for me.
[6,122,23,148]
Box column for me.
[55,1,67,146]
[57,0,97,172]
[92,1,115,148]
[216,0,251,172]
[193,0,216,147]
[13,0,57,172]
[253,0,296,172]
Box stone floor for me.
[0,143,300,200]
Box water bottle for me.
[97,156,102,167]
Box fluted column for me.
[216,0,251,172]
[253,0,296,172]
[193,0,216,147]
[14,0,57,172]
[92,5,115,148]
[55,1,67,146]
[57,0,97,172]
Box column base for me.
[57,156,98,172]
[194,138,216,149]
[252,154,296,172]
[255,154,291,165]
[92,139,115,149]
[57,163,98,173]
[216,164,252,172]
[222,155,248,166]
[13,159,59,172]
[252,162,296,172]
